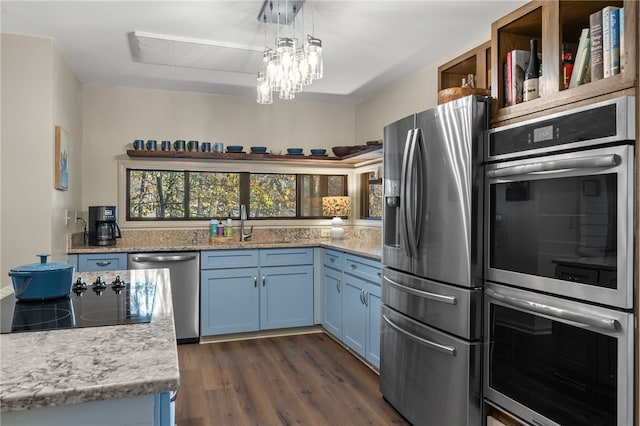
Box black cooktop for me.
[0,276,156,334]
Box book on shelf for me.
[610,7,621,75]
[505,51,512,106]
[569,28,591,89]
[590,9,604,81]
[511,49,530,105]
[502,60,509,107]
[602,6,620,78]
[620,7,625,73]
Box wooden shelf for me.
[126,144,383,164]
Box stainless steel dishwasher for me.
[128,252,199,344]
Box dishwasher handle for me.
[129,254,198,263]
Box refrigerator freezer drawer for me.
[382,267,482,340]
[380,305,482,426]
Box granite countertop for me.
[0,269,179,413]
[69,235,381,260]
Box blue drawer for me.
[201,249,259,270]
[77,253,127,272]
[259,248,313,267]
[344,254,381,285]
[323,249,344,270]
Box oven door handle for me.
[383,276,457,305]
[485,288,619,332]
[486,154,620,178]
[383,314,456,356]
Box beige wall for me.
[355,64,439,144]
[82,85,356,208]
[354,36,490,143]
[1,33,82,283]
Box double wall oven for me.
[484,96,635,426]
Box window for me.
[360,172,383,219]
[126,168,347,220]
[250,173,296,218]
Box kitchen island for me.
[0,269,179,426]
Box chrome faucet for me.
[240,204,253,242]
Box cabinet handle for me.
[254,276,257,287]
[96,261,112,267]
[262,275,266,287]
[350,264,357,270]
[329,257,335,263]
[336,280,341,293]
[364,291,369,307]
[359,289,365,305]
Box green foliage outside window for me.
[250,174,296,218]
[129,170,185,218]
[189,172,239,218]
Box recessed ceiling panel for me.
[130,31,264,74]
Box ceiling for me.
[1,0,527,104]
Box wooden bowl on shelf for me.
[332,146,353,158]
[437,87,491,105]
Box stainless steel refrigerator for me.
[380,95,489,425]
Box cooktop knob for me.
[111,275,126,289]
[93,276,107,289]
[73,277,88,290]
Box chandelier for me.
[256,0,323,104]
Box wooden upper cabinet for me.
[490,0,637,126]
[438,41,491,91]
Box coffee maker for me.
[88,206,122,246]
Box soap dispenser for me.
[224,214,233,237]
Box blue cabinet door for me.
[322,266,342,339]
[260,265,313,330]
[366,283,381,369]
[200,267,259,336]
[341,275,367,358]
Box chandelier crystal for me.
[257,0,323,104]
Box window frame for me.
[120,159,349,224]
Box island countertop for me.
[0,269,179,413]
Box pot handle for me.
[8,271,32,277]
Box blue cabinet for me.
[260,265,313,330]
[366,286,381,367]
[322,249,381,369]
[200,248,313,336]
[322,249,344,339]
[322,266,343,338]
[201,267,260,335]
[342,275,368,357]
[76,253,127,272]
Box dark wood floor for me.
[175,332,409,425]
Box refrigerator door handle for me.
[383,276,458,305]
[400,129,414,258]
[413,128,426,248]
[405,129,420,259]
[383,314,456,356]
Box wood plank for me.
[175,333,409,425]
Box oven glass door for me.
[486,144,634,308]
[484,283,633,426]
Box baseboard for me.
[199,325,324,344]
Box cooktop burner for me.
[0,276,156,334]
